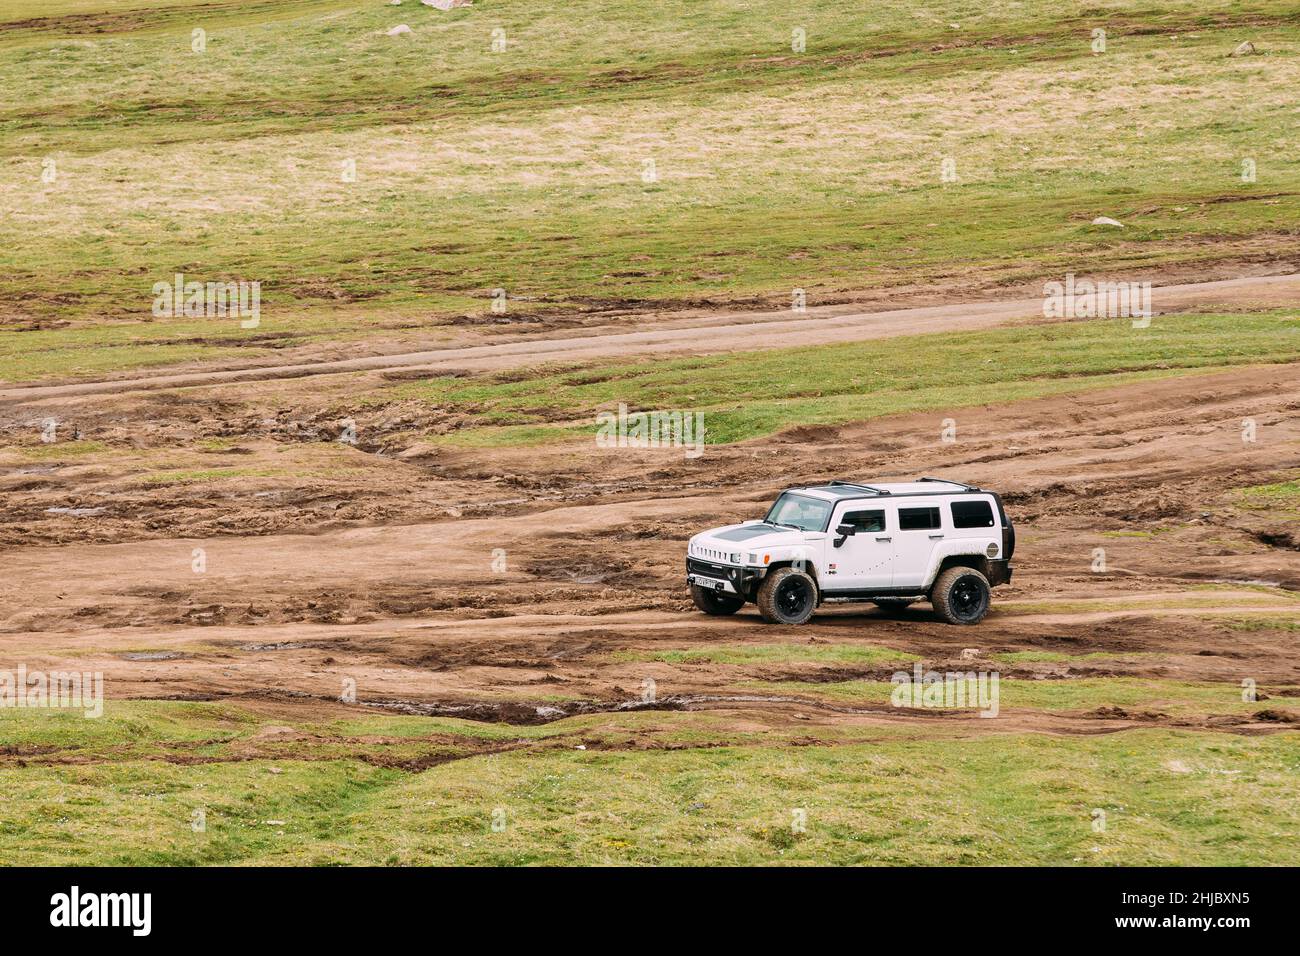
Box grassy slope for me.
[378,310,1300,445]
[1236,475,1300,515]
[4,309,1289,491]
[5,309,1289,478]
[0,0,1296,381]
[751,676,1300,716]
[2,702,1299,865]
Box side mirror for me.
[833,524,856,548]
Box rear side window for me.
[898,507,940,530]
[951,500,995,528]
[841,509,885,532]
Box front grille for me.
[697,546,730,562]
[688,558,730,577]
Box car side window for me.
[898,506,941,530]
[841,509,885,533]
[951,500,995,528]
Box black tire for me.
[690,583,744,616]
[930,566,991,625]
[756,567,818,625]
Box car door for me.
[891,503,944,589]
[825,505,892,590]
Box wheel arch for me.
[764,558,820,581]
[930,553,991,587]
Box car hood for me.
[690,522,808,558]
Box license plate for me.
[688,574,726,592]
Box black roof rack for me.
[827,480,891,495]
[916,476,980,491]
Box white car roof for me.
[789,480,980,501]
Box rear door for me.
[826,505,892,589]
[891,503,944,589]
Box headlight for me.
[729,552,742,564]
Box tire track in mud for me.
[5,693,1294,775]
[3,338,1300,747]
[356,691,1300,734]
[3,273,1297,403]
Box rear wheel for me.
[690,583,744,616]
[757,567,818,625]
[930,566,991,625]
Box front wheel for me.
[930,566,991,625]
[691,583,744,616]
[756,567,818,625]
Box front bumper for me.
[686,558,763,598]
[687,572,739,595]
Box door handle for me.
[875,536,891,542]
[929,533,945,539]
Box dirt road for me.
[4,272,1297,404]
[3,358,1298,742]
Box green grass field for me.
[3,702,1298,865]
[0,0,1296,381]
[378,310,1299,445]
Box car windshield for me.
[764,492,832,532]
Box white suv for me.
[686,478,1015,625]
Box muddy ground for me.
[1,285,1298,753]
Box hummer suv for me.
[685,478,1015,625]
